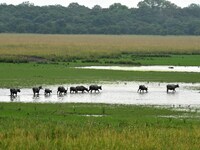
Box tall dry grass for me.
[0,34,200,59]
[1,126,200,149]
[1,103,200,149]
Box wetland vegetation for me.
[0,34,200,87]
[0,34,200,149]
[1,103,200,149]
[0,63,200,88]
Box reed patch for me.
[0,103,200,149]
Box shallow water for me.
[1,82,200,107]
[77,66,200,73]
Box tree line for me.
[1,0,200,35]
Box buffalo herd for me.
[9,84,180,97]
[137,84,179,93]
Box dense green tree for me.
[0,0,200,35]
[137,0,178,9]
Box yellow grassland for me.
[0,34,200,58]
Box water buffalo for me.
[167,84,179,93]
[89,85,102,93]
[44,88,52,95]
[137,85,148,93]
[10,88,21,96]
[32,86,42,96]
[76,86,89,93]
[57,86,67,95]
[70,87,77,93]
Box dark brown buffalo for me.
[10,88,21,96]
[137,85,148,93]
[44,88,52,95]
[167,84,179,92]
[76,86,89,93]
[89,85,102,93]
[57,86,67,95]
[70,87,77,93]
[32,86,42,96]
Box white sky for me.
[1,0,200,8]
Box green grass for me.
[120,54,200,66]
[0,103,200,149]
[133,54,200,66]
[0,63,200,88]
[81,54,200,66]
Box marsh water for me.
[0,82,200,107]
[77,66,200,73]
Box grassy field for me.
[0,34,200,149]
[0,34,200,66]
[0,34,200,87]
[0,63,200,88]
[0,103,200,149]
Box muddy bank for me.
[0,82,200,107]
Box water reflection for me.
[32,94,40,102]
[138,92,148,95]
[167,92,177,95]
[10,95,20,102]
[57,94,66,101]
[44,94,52,98]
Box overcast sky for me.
[1,0,200,8]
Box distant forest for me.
[1,0,200,35]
